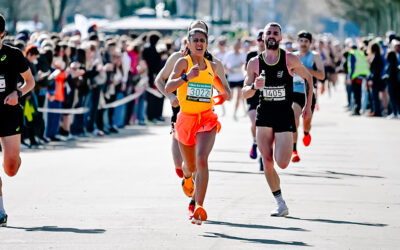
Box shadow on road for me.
[286,216,387,227]
[209,160,256,165]
[206,220,309,232]
[213,149,248,154]
[209,169,262,175]
[203,232,311,246]
[326,171,385,179]
[23,126,154,152]
[7,226,106,234]
[281,172,341,180]
[209,169,342,180]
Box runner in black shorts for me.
[245,30,265,170]
[0,14,36,227]
[243,22,312,217]
[291,31,325,163]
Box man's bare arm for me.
[307,52,325,80]
[242,57,259,99]
[155,51,182,97]
[213,57,232,100]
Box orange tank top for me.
[177,56,215,114]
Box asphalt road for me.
[1,83,399,249]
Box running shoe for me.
[270,202,289,217]
[0,212,7,227]
[181,176,194,197]
[175,168,183,178]
[191,205,207,225]
[188,202,195,220]
[250,143,257,159]
[303,133,311,147]
[291,151,300,162]
[259,157,264,171]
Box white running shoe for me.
[270,202,289,217]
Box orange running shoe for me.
[182,176,194,197]
[175,168,183,178]
[291,151,300,162]
[303,133,311,147]
[191,205,207,225]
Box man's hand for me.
[254,75,265,89]
[4,90,19,106]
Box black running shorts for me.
[246,90,260,111]
[0,105,23,137]
[292,92,316,113]
[256,105,296,133]
[229,80,244,89]
[170,106,180,133]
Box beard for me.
[265,38,279,50]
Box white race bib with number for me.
[186,82,212,103]
[0,75,5,93]
[262,86,286,101]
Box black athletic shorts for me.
[229,80,244,89]
[0,104,23,137]
[292,92,316,113]
[255,104,296,133]
[171,106,180,133]
[246,90,260,111]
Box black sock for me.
[189,200,195,206]
[304,132,309,136]
[272,189,282,197]
[293,143,297,152]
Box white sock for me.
[0,196,5,214]
[274,194,285,205]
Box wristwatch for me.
[181,73,189,82]
[16,90,23,98]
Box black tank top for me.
[258,48,293,108]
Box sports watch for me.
[181,73,189,82]
[16,90,23,98]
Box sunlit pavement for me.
[1,80,399,249]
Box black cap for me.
[297,31,312,42]
[257,30,263,41]
[0,14,5,33]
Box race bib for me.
[262,86,286,101]
[186,82,212,103]
[0,74,5,93]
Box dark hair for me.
[184,28,213,61]
[76,48,86,65]
[147,31,162,46]
[43,49,54,66]
[297,30,312,42]
[387,51,397,64]
[188,20,209,33]
[0,14,5,33]
[188,28,208,41]
[89,33,99,41]
[371,43,381,56]
[14,40,26,51]
[264,22,282,34]
[26,46,40,56]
